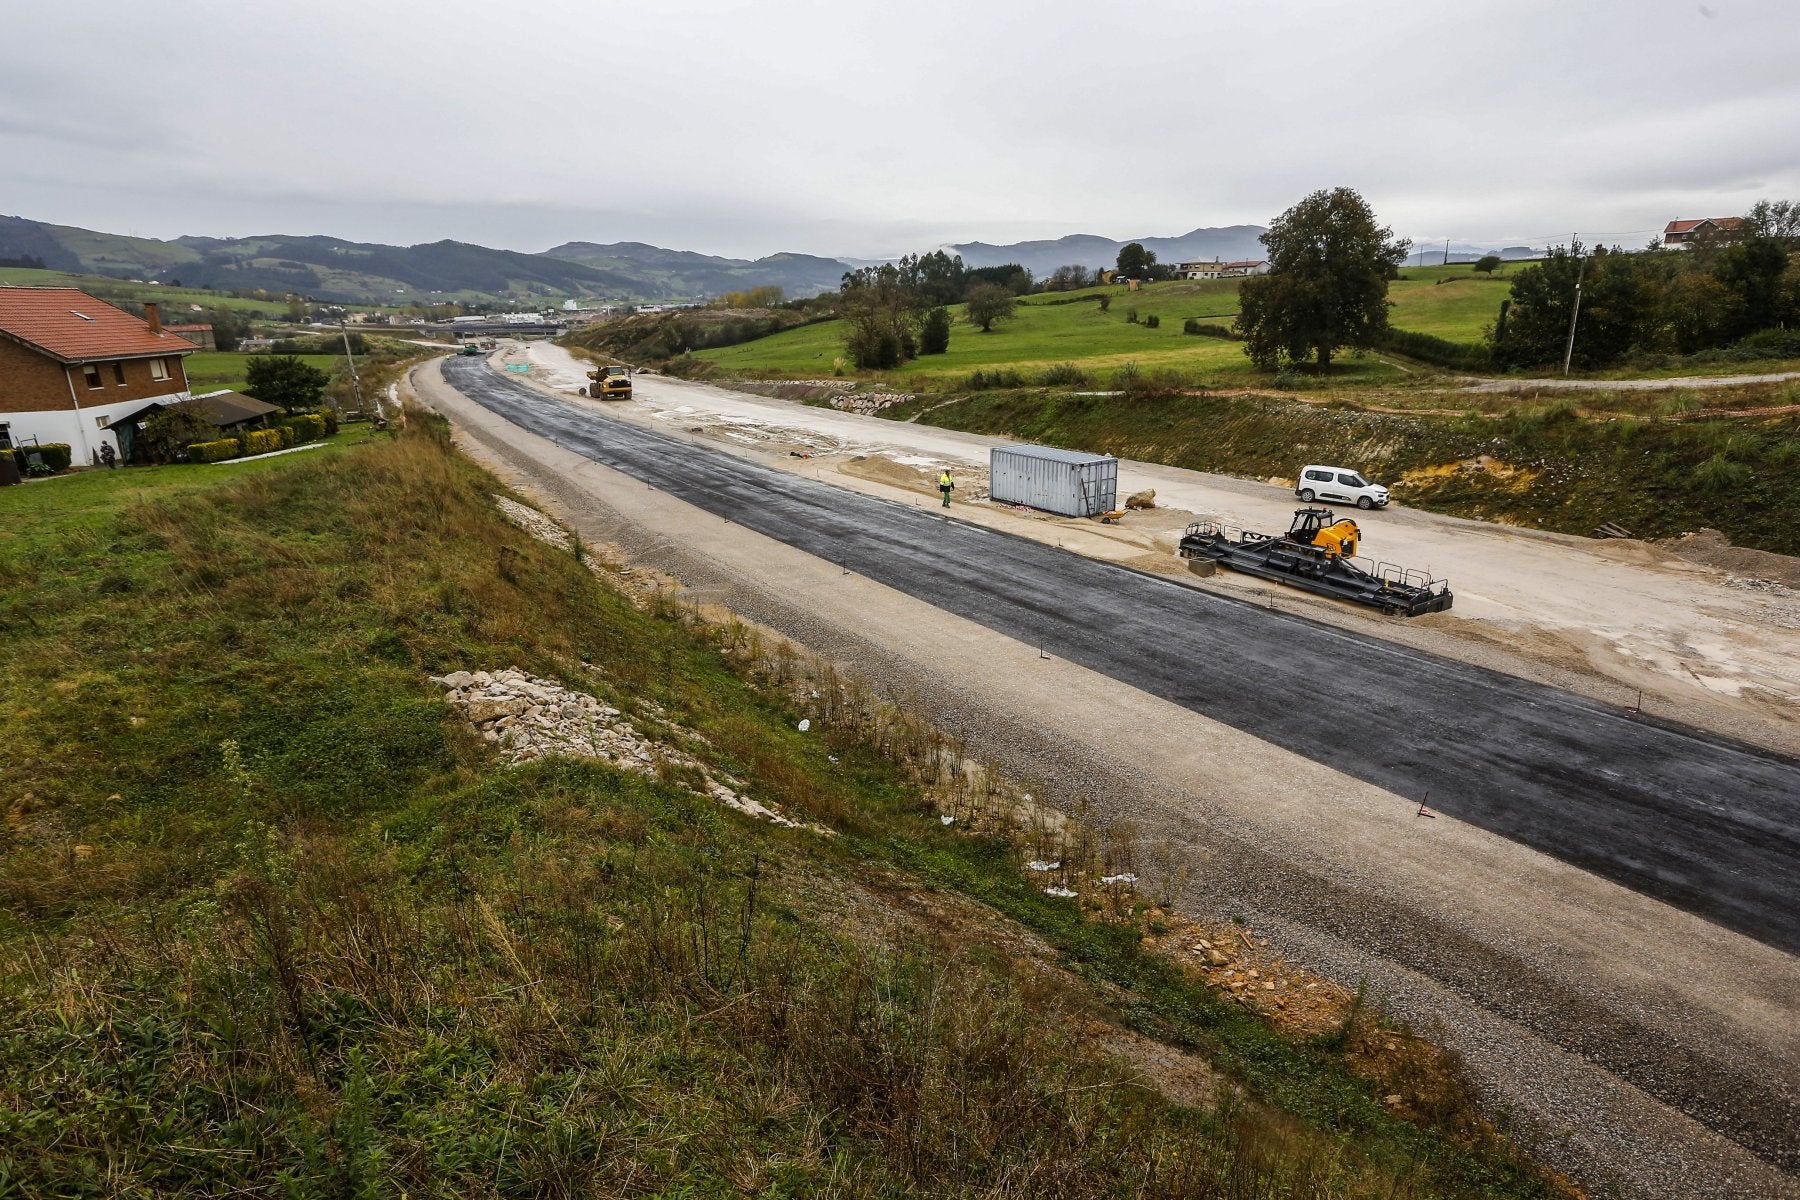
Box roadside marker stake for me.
[1416,792,1436,819]
[1628,689,1642,713]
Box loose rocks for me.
[432,668,823,832]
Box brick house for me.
[0,287,196,463]
[1662,217,1744,249]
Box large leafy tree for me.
[244,354,330,412]
[963,283,1017,333]
[1235,188,1409,371]
[1115,242,1155,278]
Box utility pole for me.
[339,321,381,420]
[1444,238,1451,268]
[1561,235,1586,376]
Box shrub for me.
[1144,313,1161,329]
[1183,319,1236,338]
[275,425,296,449]
[1111,361,1142,392]
[966,368,1027,390]
[1377,328,1492,371]
[14,442,72,472]
[1097,295,1111,314]
[316,408,340,436]
[282,413,328,443]
[1693,453,1750,491]
[1038,363,1090,387]
[240,428,284,456]
[1735,328,1800,358]
[186,438,240,463]
[1125,307,1139,324]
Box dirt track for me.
[413,353,1800,1199]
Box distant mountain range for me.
[0,213,1553,308]
[539,241,852,302]
[0,215,640,305]
[1401,243,1544,267]
[948,226,1270,277]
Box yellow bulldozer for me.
[584,365,633,400]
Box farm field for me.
[0,266,297,316]
[182,351,340,395]
[699,264,1511,380]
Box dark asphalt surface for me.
[442,357,1800,954]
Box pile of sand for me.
[1659,529,1800,589]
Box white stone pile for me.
[432,668,820,831]
[828,391,913,416]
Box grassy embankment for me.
[0,422,1567,1198]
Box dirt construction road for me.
[417,354,1800,1198]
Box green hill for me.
[692,267,1510,381]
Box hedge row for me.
[282,412,327,442]
[1377,328,1493,371]
[241,428,284,456]
[187,439,241,463]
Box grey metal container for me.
[988,444,1118,517]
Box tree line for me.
[1494,206,1800,368]
[837,252,1034,368]
[1230,189,1800,374]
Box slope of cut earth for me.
[515,340,1800,759]
[418,354,1800,1197]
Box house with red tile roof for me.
[1662,217,1744,249]
[0,287,196,465]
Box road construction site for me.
[413,346,1800,1199]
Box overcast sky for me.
[5,0,1797,259]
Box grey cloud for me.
[4,0,1797,257]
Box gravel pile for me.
[433,668,821,831]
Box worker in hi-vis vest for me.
[938,469,954,508]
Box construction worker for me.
[938,469,954,508]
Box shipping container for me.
[988,444,1118,517]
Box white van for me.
[1295,465,1389,510]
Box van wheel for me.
[1299,489,1315,503]
[1357,496,1373,510]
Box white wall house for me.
[0,288,195,465]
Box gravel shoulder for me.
[411,357,1800,1199]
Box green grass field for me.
[0,266,300,316]
[183,351,341,395]
[699,265,1511,381]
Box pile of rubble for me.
[826,391,914,416]
[433,668,821,831]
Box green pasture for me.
[702,267,1508,380]
[182,351,339,394]
[0,267,297,316]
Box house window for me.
[150,358,170,381]
[97,415,111,428]
[0,423,11,450]
[113,362,126,385]
[83,364,103,389]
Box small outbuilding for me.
[989,444,1118,518]
[105,389,282,463]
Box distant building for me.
[1662,217,1744,249]
[0,287,194,463]
[1176,259,1269,279]
[164,323,217,351]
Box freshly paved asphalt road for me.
[443,357,1800,954]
